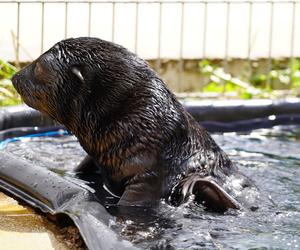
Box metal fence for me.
[0,0,299,88]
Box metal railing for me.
[0,0,299,89]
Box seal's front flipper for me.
[117,172,162,207]
[74,155,99,173]
[173,174,241,212]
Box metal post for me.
[64,1,68,39]
[224,1,230,74]
[289,1,296,86]
[88,1,92,36]
[156,2,162,71]
[41,1,45,53]
[16,2,20,66]
[223,1,230,94]
[134,2,139,54]
[111,2,115,42]
[202,1,207,59]
[247,1,253,82]
[267,1,274,89]
[178,1,185,92]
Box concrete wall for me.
[148,58,295,92]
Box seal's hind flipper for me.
[173,174,241,212]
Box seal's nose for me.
[11,69,29,94]
[11,63,32,91]
[11,71,20,89]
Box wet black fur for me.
[12,37,250,209]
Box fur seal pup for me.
[12,37,253,212]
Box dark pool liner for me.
[0,105,54,129]
[183,98,300,122]
[0,152,135,250]
[1,99,300,134]
[201,114,300,132]
[0,99,300,250]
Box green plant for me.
[199,60,260,99]
[290,59,300,87]
[0,60,21,106]
[199,58,300,99]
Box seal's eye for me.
[72,67,84,82]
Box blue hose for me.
[0,129,70,149]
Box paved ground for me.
[0,192,73,250]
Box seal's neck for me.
[74,85,178,160]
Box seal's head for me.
[12,37,151,132]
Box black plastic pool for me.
[0,102,299,249]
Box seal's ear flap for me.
[72,67,84,82]
[171,174,241,212]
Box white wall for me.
[0,0,299,62]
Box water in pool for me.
[1,125,300,249]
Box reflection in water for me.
[2,125,300,249]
